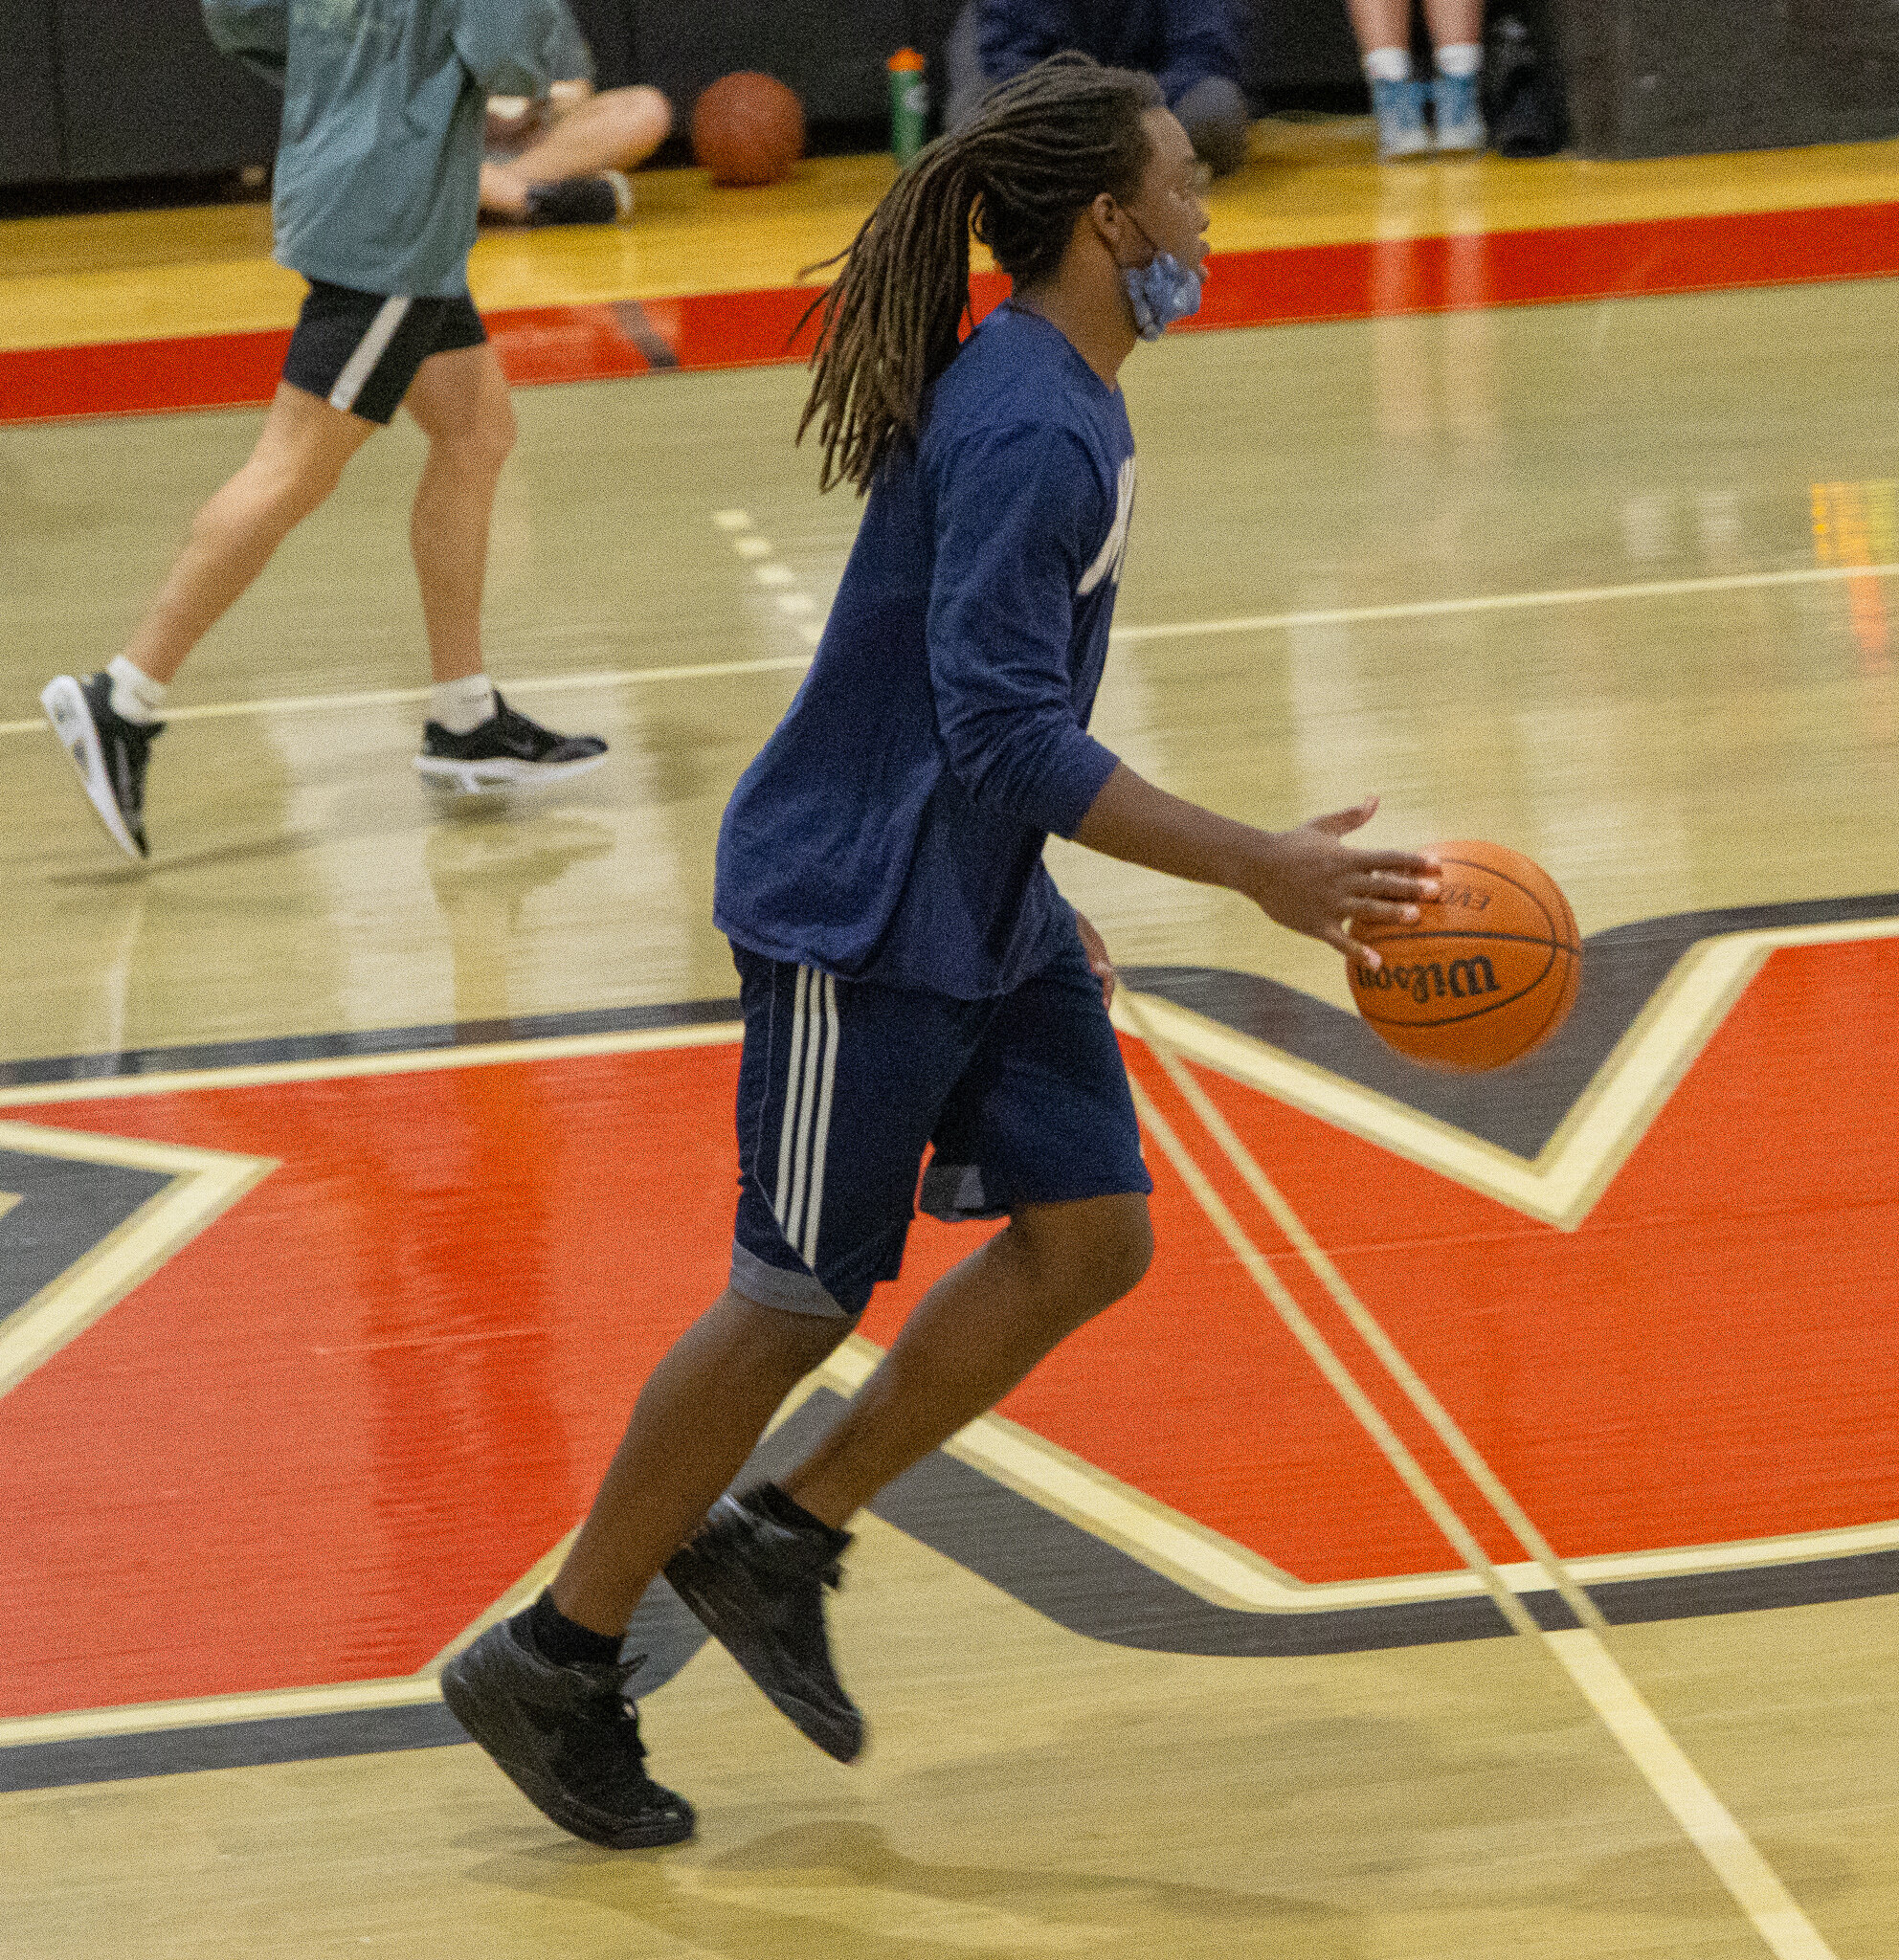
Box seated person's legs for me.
[943,0,995,134]
[1170,74,1251,176]
[480,81,673,223]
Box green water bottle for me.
[888,48,928,166]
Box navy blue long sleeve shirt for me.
[714,305,1136,999]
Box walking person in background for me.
[40,0,610,862]
[1348,0,1487,158]
[441,53,1438,1850]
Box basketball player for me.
[39,0,610,862]
[443,53,1440,1848]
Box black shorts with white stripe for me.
[281,279,488,425]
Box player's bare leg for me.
[663,1192,1152,1759]
[549,1287,851,1636]
[123,382,376,684]
[783,1192,1153,1526]
[402,341,515,683]
[403,340,608,787]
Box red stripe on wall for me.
[3,199,1894,427]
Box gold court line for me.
[0,1020,744,1111]
[1121,1029,1839,1960]
[0,1127,279,1399]
[6,561,1897,738]
[1119,987,1606,1634]
[1122,916,1899,1230]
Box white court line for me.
[1108,561,1899,644]
[8,561,1892,737]
[0,656,815,737]
[1120,1019,1839,1959]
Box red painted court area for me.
[2,938,1896,1718]
[5,197,1898,425]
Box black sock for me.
[526,1589,623,1668]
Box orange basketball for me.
[1347,839,1581,1071]
[691,72,805,187]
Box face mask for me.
[1119,212,1202,340]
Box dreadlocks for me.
[796,52,1164,494]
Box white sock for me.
[431,674,497,735]
[106,655,168,724]
[1435,43,1483,79]
[1363,47,1413,83]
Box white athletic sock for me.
[1363,47,1413,83]
[1435,42,1483,79]
[106,655,168,724]
[431,674,497,735]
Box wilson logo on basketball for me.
[1354,956,1500,1003]
[1346,839,1581,1071]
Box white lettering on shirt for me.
[1077,456,1137,598]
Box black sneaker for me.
[439,1610,695,1849]
[39,672,162,860]
[413,690,608,794]
[663,1485,863,1763]
[525,171,634,226]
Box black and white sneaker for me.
[663,1484,862,1763]
[413,691,608,794]
[39,672,162,860]
[439,1611,696,1849]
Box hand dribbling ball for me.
[1348,839,1580,1071]
[691,72,806,187]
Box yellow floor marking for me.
[0,1020,743,1112]
[10,134,1899,350]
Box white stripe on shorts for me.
[772,965,839,1266]
[773,965,811,1227]
[800,974,839,1266]
[328,296,413,413]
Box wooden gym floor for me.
[3,118,1898,1958]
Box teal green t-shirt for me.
[204,0,590,299]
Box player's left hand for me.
[1075,910,1116,1009]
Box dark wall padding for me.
[0,0,65,185]
[628,0,916,125]
[1552,0,1899,159]
[55,0,279,181]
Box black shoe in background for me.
[413,690,608,794]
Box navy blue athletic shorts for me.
[281,279,488,425]
[727,928,1152,1319]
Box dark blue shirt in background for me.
[715,305,1136,999]
[978,0,1244,104]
